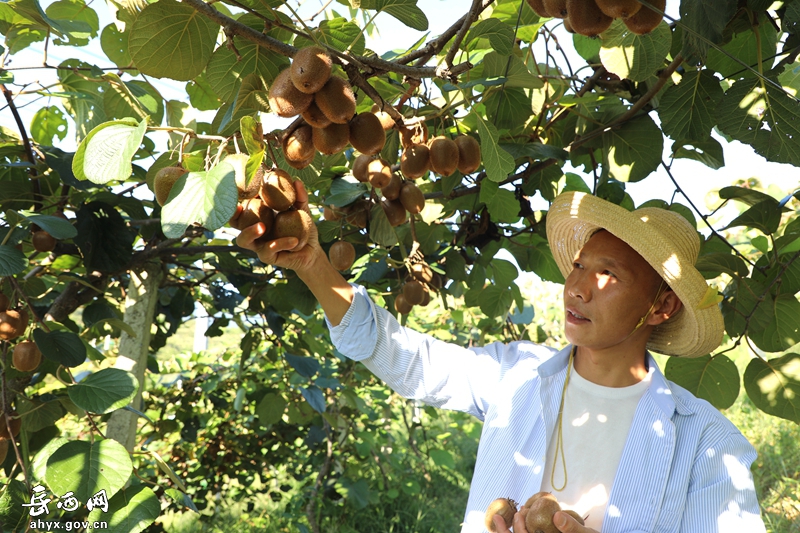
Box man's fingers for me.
[513,507,529,532]
[293,179,309,211]
[235,222,266,249]
[554,511,595,532]
[492,514,511,533]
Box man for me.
[237,186,765,533]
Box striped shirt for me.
[327,285,766,533]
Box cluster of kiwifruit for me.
[0,294,41,372]
[228,164,314,250]
[395,261,443,314]
[270,46,388,167]
[527,0,664,37]
[399,122,482,179]
[485,492,585,533]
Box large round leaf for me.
[72,118,147,184]
[128,0,218,81]
[88,484,160,533]
[33,329,87,367]
[600,19,671,82]
[45,439,133,503]
[665,354,740,409]
[744,353,800,423]
[0,244,28,276]
[68,368,138,414]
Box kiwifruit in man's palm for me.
[485,498,517,532]
[260,169,296,212]
[272,210,314,252]
[229,197,274,234]
[525,496,562,533]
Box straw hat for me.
[546,191,724,357]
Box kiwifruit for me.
[260,169,296,212]
[285,152,315,170]
[323,205,342,221]
[312,122,350,155]
[400,144,430,179]
[329,241,356,271]
[290,46,332,94]
[542,0,568,17]
[0,310,25,341]
[567,0,613,37]
[0,439,7,464]
[352,154,372,183]
[454,135,481,174]
[345,199,371,229]
[271,209,314,252]
[522,492,558,510]
[268,68,314,118]
[283,125,315,163]
[399,182,425,214]
[349,112,386,155]
[235,159,263,200]
[32,231,56,253]
[564,17,575,33]
[302,101,332,129]
[595,0,641,18]
[381,199,407,227]
[527,0,552,17]
[428,136,459,177]
[524,496,561,533]
[0,412,21,440]
[419,286,431,306]
[154,166,187,206]
[367,159,392,189]
[394,293,413,314]
[12,340,41,372]
[563,510,585,526]
[410,262,433,283]
[371,104,396,131]
[381,172,403,201]
[315,76,356,124]
[485,498,517,532]
[403,280,426,305]
[229,197,275,233]
[624,0,663,34]
[429,271,444,290]
[0,294,8,313]
[400,122,428,147]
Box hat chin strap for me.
[624,280,668,342]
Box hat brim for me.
[546,192,723,357]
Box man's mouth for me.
[567,309,590,321]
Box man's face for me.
[563,230,664,351]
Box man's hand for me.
[492,509,599,533]
[235,179,323,275]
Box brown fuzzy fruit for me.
[268,68,313,118]
[349,112,386,155]
[564,510,585,526]
[272,210,313,252]
[394,293,413,314]
[454,135,481,174]
[400,144,431,179]
[372,106,396,131]
[624,0,664,34]
[154,166,187,206]
[0,412,21,440]
[0,439,7,464]
[315,76,356,124]
[522,492,558,510]
[381,172,403,201]
[260,169,296,212]
[485,498,517,532]
[403,280,426,305]
[564,17,575,33]
[329,241,356,271]
[419,286,431,306]
[428,136,459,176]
[367,159,392,189]
[527,0,553,17]
[0,294,8,313]
[0,310,26,341]
[352,154,372,183]
[302,101,332,129]
[290,46,332,94]
[235,160,263,200]
[283,125,315,164]
[229,197,275,234]
[312,122,350,155]
[323,205,342,221]
[399,182,425,214]
[410,262,434,283]
[542,0,568,17]
[32,231,56,253]
[12,341,41,372]
[400,122,428,148]
[567,0,613,37]
[345,199,371,229]
[381,199,407,227]
[595,0,641,18]
[525,497,562,533]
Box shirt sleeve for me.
[325,284,536,420]
[679,431,766,533]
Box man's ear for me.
[648,290,682,326]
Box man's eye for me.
[573,262,583,269]
[603,270,616,278]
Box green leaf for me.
[128,0,218,81]
[358,0,428,30]
[0,480,29,532]
[671,138,725,169]
[484,87,532,131]
[480,180,520,223]
[599,19,671,82]
[161,161,238,238]
[696,252,748,279]
[33,329,87,367]
[429,449,455,469]
[68,368,138,414]
[74,202,135,272]
[716,77,800,166]
[72,118,147,184]
[744,353,800,423]
[706,21,778,80]
[46,0,98,45]
[235,73,270,114]
[479,285,513,318]
[718,186,777,207]
[206,41,288,102]
[285,353,320,378]
[15,396,66,432]
[474,113,515,183]
[602,114,662,182]
[369,203,399,247]
[482,52,543,89]
[723,199,781,235]
[30,105,68,144]
[679,0,737,62]
[574,33,601,61]
[335,477,370,509]
[239,115,265,183]
[57,59,106,140]
[659,70,723,142]
[665,354,740,410]
[500,142,568,161]
[88,484,160,533]
[297,17,366,55]
[490,258,518,288]
[256,392,286,426]
[0,244,28,276]
[100,23,133,69]
[300,385,326,413]
[46,439,133,503]
[185,73,221,111]
[103,76,164,125]
[465,18,514,56]
[21,213,77,239]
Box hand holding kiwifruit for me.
[235,180,322,275]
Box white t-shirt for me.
[540,362,652,531]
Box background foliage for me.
[1,0,800,531]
